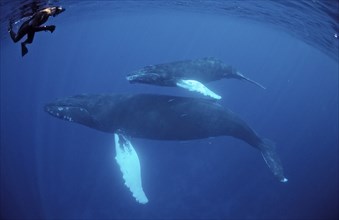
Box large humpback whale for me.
[45,93,287,203]
[126,57,266,99]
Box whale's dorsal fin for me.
[114,133,148,204]
[176,79,222,100]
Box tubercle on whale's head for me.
[44,94,97,127]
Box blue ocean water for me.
[0,1,338,219]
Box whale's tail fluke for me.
[258,138,288,183]
[235,71,266,89]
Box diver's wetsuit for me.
[9,6,65,56]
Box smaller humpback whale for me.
[126,57,266,99]
[45,93,287,204]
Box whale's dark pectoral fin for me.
[176,79,222,100]
[114,133,149,204]
[236,72,266,89]
[259,139,288,183]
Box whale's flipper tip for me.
[280,177,288,183]
[259,138,287,183]
[236,71,266,90]
[176,79,222,100]
[114,133,149,204]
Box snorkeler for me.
[8,6,65,57]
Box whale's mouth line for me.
[126,74,136,82]
[45,105,87,112]
[126,71,162,83]
[44,104,91,121]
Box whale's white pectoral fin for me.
[176,79,222,100]
[114,133,149,204]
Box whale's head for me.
[126,66,175,86]
[44,94,101,128]
[126,69,163,84]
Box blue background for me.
[1,6,338,220]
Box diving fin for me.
[21,43,28,57]
[48,25,56,33]
[259,138,288,183]
[176,79,222,100]
[236,71,266,89]
[114,133,148,204]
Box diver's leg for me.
[9,29,19,42]
[8,23,26,42]
[33,25,55,33]
[21,31,35,56]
